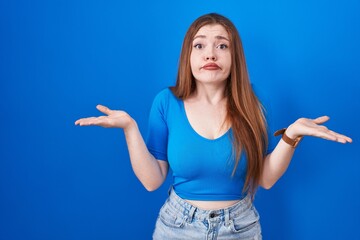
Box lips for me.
[202,63,220,70]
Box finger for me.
[315,128,352,144]
[75,118,90,125]
[316,131,338,142]
[312,116,330,125]
[311,117,352,144]
[96,104,113,115]
[75,117,99,126]
[344,136,353,143]
[328,130,353,143]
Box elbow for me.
[138,168,167,192]
[144,184,160,192]
[142,181,163,192]
[259,180,275,190]
[261,183,274,190]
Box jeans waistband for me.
[167,188,253,224]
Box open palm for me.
[75,105,133,129]
[287,116,352,144]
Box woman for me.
[75,13,352,239]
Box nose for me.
[206,56,216,61]
[205,47,216,61]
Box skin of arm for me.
[123,120,168,191]
[260,139,295,189]
[259,116,352,189]
[75,105,168,191]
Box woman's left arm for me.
[259,116,352,189]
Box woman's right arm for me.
[75,104,168,191]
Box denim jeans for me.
[153,189,262,240]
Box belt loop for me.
[224,209,230,227]
[187,206,196,223]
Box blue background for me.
[1,0,359,239]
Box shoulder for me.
[150,87,180,115]
[152,87,179,106]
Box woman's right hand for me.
[75,104,168,191]
[75,105,135,129]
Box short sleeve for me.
[252,84,277,154]
[146,89,169,161]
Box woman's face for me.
[190,24,232,86]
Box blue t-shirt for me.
[146,88,275,201]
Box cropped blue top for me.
[146,88,275,201]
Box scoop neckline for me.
[180,100,231,142]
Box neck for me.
[191,81,227,105]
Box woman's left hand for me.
[285,116,352,144]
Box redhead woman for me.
[75,13,352,240]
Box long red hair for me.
[171,13,269,197]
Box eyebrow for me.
[193,35,230,41]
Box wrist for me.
[274,125,303,148]
[285,124,298,139]
[123,118,137,135]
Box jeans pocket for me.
[159,204,186,228]
[229,206,261,234]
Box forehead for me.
[194,24,229,39]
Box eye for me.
[217,44,228,49]
[194,44,203,49]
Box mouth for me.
[202,63,220,70]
